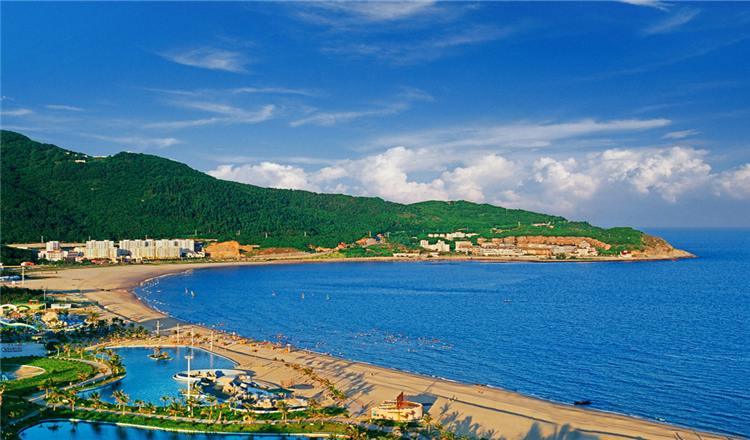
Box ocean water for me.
[136,228,750,438]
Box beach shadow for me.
[522,423,604,440]
[408,393,437,408]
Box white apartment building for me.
[420,239,451,253]
[79,240,118,260]
[119,238,197,260]
[40,241,66,261]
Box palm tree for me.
[77,372,89,383]
[205,394,217,417]
[167,399,184,417]
[75,346,85,359]
[39,378,54,398]
[440,432,456,440]
[306,398,322,418]
[64,390,78,411]
[106,354,123,375]
[144,402,157,414]
[215,403,229,423]
[97,366,108,383]
[346,425,368,440]
[423,414,433,435]
[185,396,201,418]
[276,400,289,422]
[242,402,255,421]
[62,344,72,358]
[89,391,103,409]
[47,387,63,411]
[200,406,213,421]
[161,395,171,408]
[134,399,146,413]
[112,390,130,414]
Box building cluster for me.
[417,232,601,258]
[427,231,479,241]
[38,239,204,262]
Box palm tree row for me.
[284,361,348,405]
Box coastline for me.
[20,262,733,440]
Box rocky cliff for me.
[496,235,612,250]
[635,234,696,259]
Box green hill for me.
[0,131,643,251]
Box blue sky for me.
[2,1,749,228]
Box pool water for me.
[83,346,235,405]
[20,421,314,440]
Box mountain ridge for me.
[1,130,648,253]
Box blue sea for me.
[136,228,750,438]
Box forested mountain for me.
[1,131,643,250]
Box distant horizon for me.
[2,2,748,228]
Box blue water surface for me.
[83,346,235,405]
[20,421,311,440]
[136,228,750,437]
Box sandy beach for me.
[20,262,736,440]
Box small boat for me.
[574,399,591,405]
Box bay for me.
[136,228,750,438]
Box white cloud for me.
[323,23,523,64]
[533,157,600,200]
[714,163,750,199]
[662,129,700,139]
[207,163,321,192]
[161,47,250,73]
[205,120,743,220]
[620,0,671,11]
[368,118,671,151]
[1,108,33,117]
[84,134,181,149]
[231,87,314,96]
[644,8,700,35]
[45,105,84,111]
[598,146,713,202]
[296,1,441,26]
[144,104,276,130]
[291,108,396,127]
[290,90,430,127]
[343,147,448,203]
[441,155,517,203]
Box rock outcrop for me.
[204,241,258,259]
[495,236,612,250]
[636,234,695,259]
